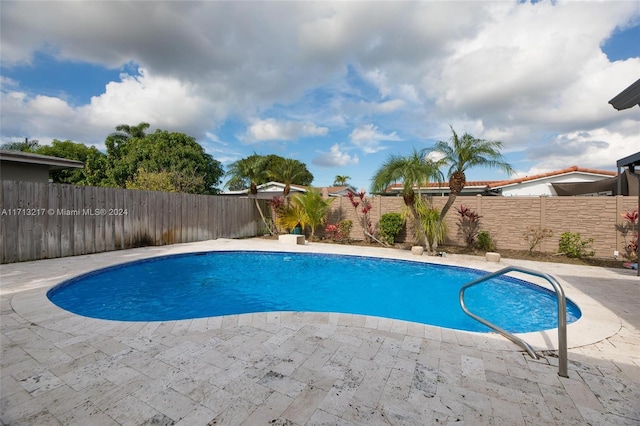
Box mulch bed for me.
[262,235,629,269]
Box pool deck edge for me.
[2,238,638,425]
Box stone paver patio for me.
[1,238,638,425]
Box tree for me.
[108,129,223,194]
[36,139,108,186]
[225,154,269,193]
[226,154,313,192]
[333,175,350,186]
[280,188,334,241]
[225,154,272,233]
[115,122,150,138]
[125,168,177,192]
[1,138,40,152]
[268,157,313,196]
[104,122,150,172]
[430,126,514,249]
[370,148,444,251]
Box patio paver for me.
[1,238,638,425]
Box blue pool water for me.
[47,251,581,333]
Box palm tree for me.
[333,175,350,186]
[115,122,150,138]
[225,154,272,233]
[105,122,150,164]
[225,154,268,193]
[269,158,309,197]
[280,188,334,240]
[430,126,514,248]
[371,148,444,251]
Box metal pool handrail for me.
[459,266,568,378]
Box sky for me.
[1,1,639,191]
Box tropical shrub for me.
[125,168,177,192]
[558,232,594,258]
[325,219,353,243]
[456,205,481,248]
[325,224,339,240]
[617,208,638,260]
[279,188,333,240]
[346,190,375,242]
[338,220,353,243]
[279,200,307,234]
[408,199,447,249]
[524,226,553,255]
[476,230,496,251]
[379,213,404,245]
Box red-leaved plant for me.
[456,204,482,248]
[346,190,375,242]
[619,207,638,260]
[325,224,340,241]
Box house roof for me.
[609,78,640,110]
[223,182,357,197]
[0,150,84,170]
[320,186,355,195]
[487,166,617,189]
[617,151,640,169]
[384,166,617,193]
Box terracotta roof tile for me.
[487,166,617,188]
[384,166,617,192]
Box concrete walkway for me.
[1,238,638,425]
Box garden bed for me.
[261,236,628,269]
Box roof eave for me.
[617,151,640,168]
[0,150,84,169]
[608,78,640,111]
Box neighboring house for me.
[0,150,84,183]
[491,167,619,196]
[223,181,358,199]
[320,185,359,197]
[384,166,620,197]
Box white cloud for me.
[0,76,19,88]
[1,90,78,142]
[350,124,401,142]
[349,124,402,154]
[364,69,391,98]
[1,68,218,144]
[313,144,358,167]
[424,1,639,137]
[242,118,328,143]
[372,99,406,114]
[525,125,638,173]
[361,68,420,112]
[1,0,639,183]
[83,69,219,134]
[30,95,75,117]
[205,132,222,144]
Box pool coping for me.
[3,237,623,353]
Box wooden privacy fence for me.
[0,181,265,263]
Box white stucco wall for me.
[500,172,612,196]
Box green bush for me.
[476,230,496,251]
[325,219,353,242]
[379,213,404,245]
[456,205,481,248]
[558,232,594,258]
[338,219,353,243]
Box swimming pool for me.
[47,251,581,333]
